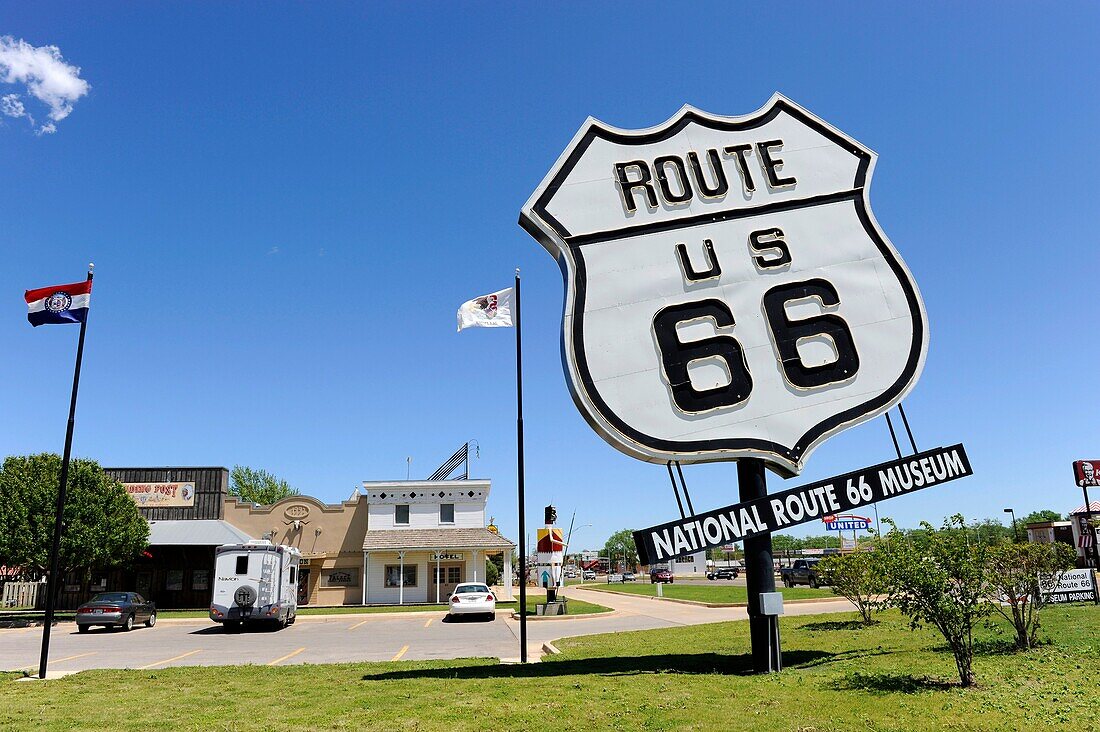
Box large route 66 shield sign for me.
[520,95,928,477]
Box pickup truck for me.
[780,559,829,588]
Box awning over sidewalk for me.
[147,519,253,546]
[361,528,514,552]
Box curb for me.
[542,641,561,655]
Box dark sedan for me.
[75,592,156,632]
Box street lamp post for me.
[1003,508,1019,542]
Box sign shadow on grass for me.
[363,649,841,681]
[834,671,956,693]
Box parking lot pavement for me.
[0,612,520,673]
[0,591,857,674]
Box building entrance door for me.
[431,563,465,603]
[297,567,311,605]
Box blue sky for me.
[2,3,1098,551]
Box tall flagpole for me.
[39,263,94,680]
[515,268,527,663]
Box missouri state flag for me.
[24,280,92,327]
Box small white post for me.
[398,551,405,605]
[657,582,664,598]
[503,551,513,601]
[367,550,376,603]
[435,551,441,604]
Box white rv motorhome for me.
[209,540,300,630]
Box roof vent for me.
[468,491,475,497]
[410,492,417,498]
[379,492,387,499]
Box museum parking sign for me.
[521,95,927,477]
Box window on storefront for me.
[440,503,455,524]
[395,505,410,524]
[384,565,417,587]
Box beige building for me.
[223,494,370,606]
[222,479,514,606]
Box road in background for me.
[1,588,856,674]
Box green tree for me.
[801,534,841,549]
[1018,509,1063,526]
[818,549,886,623]
[485,552,503,586]
[0,454,148,591]
[603,529,638,569]
[984,541,1077,649]
[229,465,299,505]
[771,534,800,551]
[877,515,993,687]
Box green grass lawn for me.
[583,581,832,603]
[2,605,1097,730]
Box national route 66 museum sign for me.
[520,94,927,477]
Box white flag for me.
[457,287,514,331]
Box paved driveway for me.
[1,588,856,675]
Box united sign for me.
[521,95,928,476]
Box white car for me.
[447,583,496,621]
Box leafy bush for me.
[876,515,992,686]
[818,549,886,623]
[984,540,1077,649]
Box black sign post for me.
[738,458,779,673]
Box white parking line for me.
[267,647,305,666]
[135,649,201,670]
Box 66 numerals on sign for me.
[655,230,860,413]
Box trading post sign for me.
[124,481,195,508]
[635,444,971,565]
[521,94,927,476]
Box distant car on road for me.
[780,558,829,588]
[582,569,596,580]
[650,568,674,584]
[706,566,740,580]
[75,592,156,633]
[448,583,496,621]
[622,572,637,582]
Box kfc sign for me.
[1073,460,1100,487]
[520,95,927,476]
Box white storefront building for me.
[360,479,515,604]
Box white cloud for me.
[0,36,89,134]
[1,92,24,118]
[267,246,280,255]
